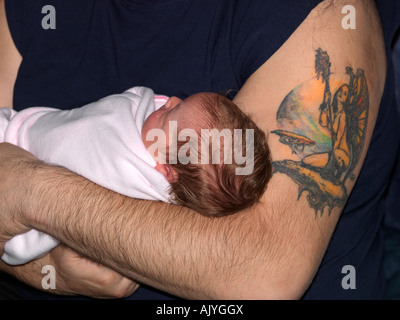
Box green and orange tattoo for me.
[272,48,369,216]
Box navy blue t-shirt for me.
[2,0,399,300]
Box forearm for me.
[26,163,313,299]
[27,165,239,298]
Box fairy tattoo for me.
[272,48,369,216]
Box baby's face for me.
[141,93,207,150]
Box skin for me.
[141,95,185,146]
[0,0,387,299]
[141,94,204,183]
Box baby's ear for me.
[165,96,182,109]
[155,162,178,183]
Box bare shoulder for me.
[0,0,22,108]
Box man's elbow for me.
[213,267,314,300]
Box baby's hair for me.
[166,93,272,217]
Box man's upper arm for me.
[233,0,386,297]
[0,0,22,108]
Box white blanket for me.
[1,86,171,265]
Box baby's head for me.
[142,92,272,217]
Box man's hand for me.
[47,244,140,298]
[0,244,140,299]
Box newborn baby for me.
[0,86,271,265]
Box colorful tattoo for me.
[272,48,369,216]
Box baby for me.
[142,91,271,216]
[0,86,271,265]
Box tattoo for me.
[272,48,369,217]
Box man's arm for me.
[0,0,386,299]
[0,0,21,108]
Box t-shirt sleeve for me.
[230,0,325,84]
